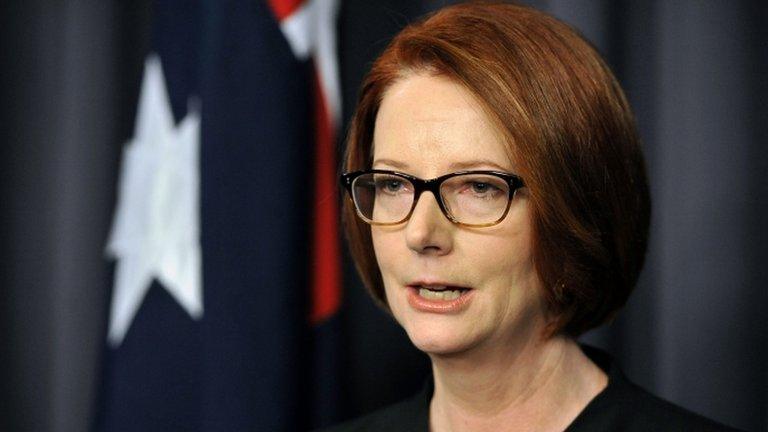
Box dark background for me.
[1,1,765,431]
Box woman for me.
[326,3,739,431]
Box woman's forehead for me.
[372,74,515,173]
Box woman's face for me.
[371,73,547,357]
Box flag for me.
[96,0,342,430]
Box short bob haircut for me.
[342,2,650,338]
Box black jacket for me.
[321,346,741,431]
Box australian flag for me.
[96,0,342,430]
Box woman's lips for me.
[406,285,474,313]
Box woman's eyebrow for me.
[372,158,409,169]
[448,159,512,172]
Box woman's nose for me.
[405,192,454,255]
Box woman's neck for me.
[428,336,607,432]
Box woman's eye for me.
[453,178,506,201]
[385,180,403,192]
[471,182,491,193]
[376,178,405,193]
[466,181,499,196]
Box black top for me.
[320,346,741,431]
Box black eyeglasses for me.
[341,170,525,227]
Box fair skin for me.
[371,73,607,432]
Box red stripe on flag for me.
[310,67,341,324]
[268,0,305,21]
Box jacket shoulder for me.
[569,345,743,432]
[574,376,743,432]
[625,383,741,431]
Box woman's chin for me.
[403,322,480,356]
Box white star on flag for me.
[105,55,202,347]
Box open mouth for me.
[406,283,475,313]
[411,285,471,301]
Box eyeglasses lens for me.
[440,173,510,225]
[352,173,413,224]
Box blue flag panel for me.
[96,1,328,431]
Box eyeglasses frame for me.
[340,169,525,228]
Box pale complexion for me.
[371,73,607,431]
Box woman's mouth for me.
[416,285,469,301]
[406,284,474,313]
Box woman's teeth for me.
[418,287,463,301]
